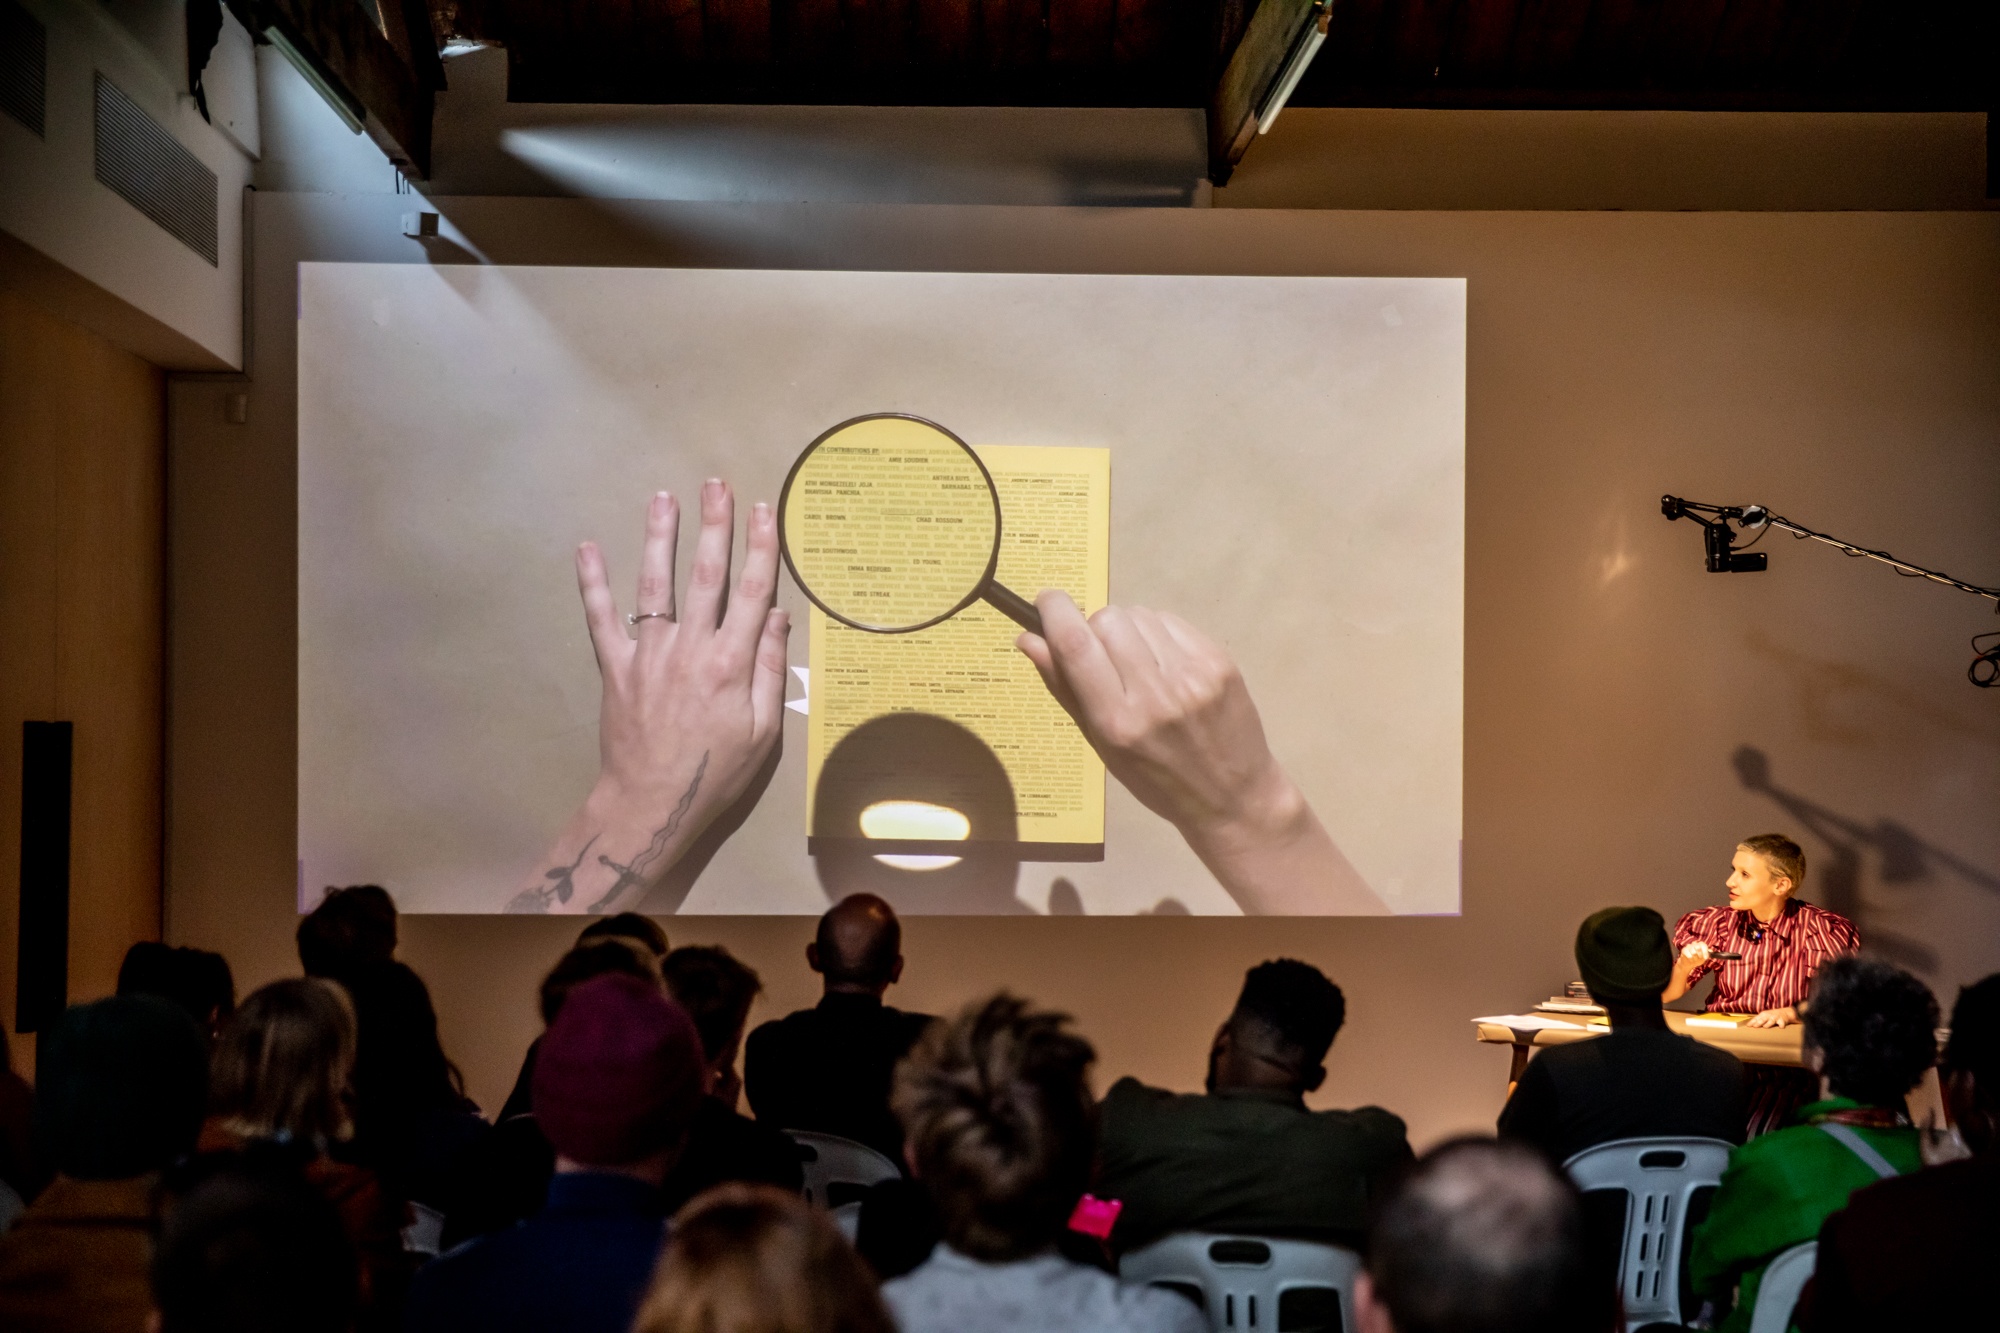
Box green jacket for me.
[1689,1099,1922,1333]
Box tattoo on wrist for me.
[587,751,709,914]
[505,834,599,915]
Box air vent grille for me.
[0,0,46,136]
[94,73,218,266]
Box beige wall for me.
[0,288,167,1078]
[166,197,2000,1147]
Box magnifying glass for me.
[778,414,1043,636]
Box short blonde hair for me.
[1740,833,1807,894]
[209,978,357,1145]
[632,1185,893,1333]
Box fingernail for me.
[704,478,723,498]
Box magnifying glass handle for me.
[982,582,1043,636]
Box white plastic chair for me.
[1563,1137,1734,1332]
[785,1130,900,1211]
[1120,1232,1361,1333]
[1746,1241,1816,1333]
[400,1200,445,1256]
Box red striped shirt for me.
[1671,899,1861,1014]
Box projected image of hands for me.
[294,265,1463,915]
[511,486,1386,917]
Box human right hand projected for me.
[1017,590,1388,916]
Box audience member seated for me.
[151,1150,359,1333]
[745,894,934,1161]
[339,960,491,1216]
[498,924,668,1120]
[406,974,706,1333]
[1095,958,1410,1252]
[299,884,400,978]
[0,995,207,1333]
[1798,971,1999,1332]
[1688,956,1936,1333]
[631,1183,895,1333]
[443,935,667,1247]
[659,946,805,1211]
[116,942,236,1041]
[202,978,408,1317]
[1498,907,1746,1163]
[882,993,1205,1333]
[1355,1136,1616,1333]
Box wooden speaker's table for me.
[1474,1013,1804,1092]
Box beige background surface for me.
[296,265,1466,916]
[168,198,2000,1149]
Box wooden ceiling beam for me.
[230,0,438,176]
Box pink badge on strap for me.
[1068,1194,1122,1239]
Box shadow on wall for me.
[807,712,1192,917]
[1731,745,2000,976]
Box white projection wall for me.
[298,265,1464,915]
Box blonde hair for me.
[209,978,357,1145]
[632,1185,893,1333]
[1740,833,1807,895]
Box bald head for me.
[1360,1138,1613,1333]
[809,894,903,994]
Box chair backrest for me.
[1563,1136,1734,1332]
[1120,1232,1361,1333]
[1746,1241,1816,1333]
[785,1129,900,1209]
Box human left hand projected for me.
[506,482,790,914]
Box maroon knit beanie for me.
[532,972,705,1166]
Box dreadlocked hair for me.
[890,993,1096,1261]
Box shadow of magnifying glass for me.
[778,414,1043,636]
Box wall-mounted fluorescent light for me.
[263,25,363,134]
[1257,3,1331,136]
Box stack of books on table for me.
[1533,981,1606,1017]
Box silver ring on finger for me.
[627,611,673,625]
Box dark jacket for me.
[744,993,934,1161]
[1798,1154,1998,1332]
[0,1175,156,1333]
[660,1096,805,1213]
[1496,1026,1747,1165]
[1094,1079,1412,1252]
[406,1171,666,1333]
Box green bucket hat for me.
[1574,906,1673,1005]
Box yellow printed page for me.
[806,445,1110,850]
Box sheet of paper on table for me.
[1472,1014,1588,1031]
[806,444,1111,855]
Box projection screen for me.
[299,264,1463,916]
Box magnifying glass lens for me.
[781,416,1001,632]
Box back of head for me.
[1367,1137,1613,1333]
[633,1184,895,1333]
[1804,956,1939,1107]
[153,1153,358,1333]
[661,946,763,1066]
[338,960,461,1129]
[1943,973,2000,1102]
[540,937,664,1026]
[35,995,207,1179]
[532,973,706,1167]
[576,912,670,958]
[1231,959,1346,1068]
[296,885,398,979]
[815,894,901,990]
[891,993,1095,1261]
[118,943,237,1032]
[1572,907,1672,1006]
[209,978,358,1145]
